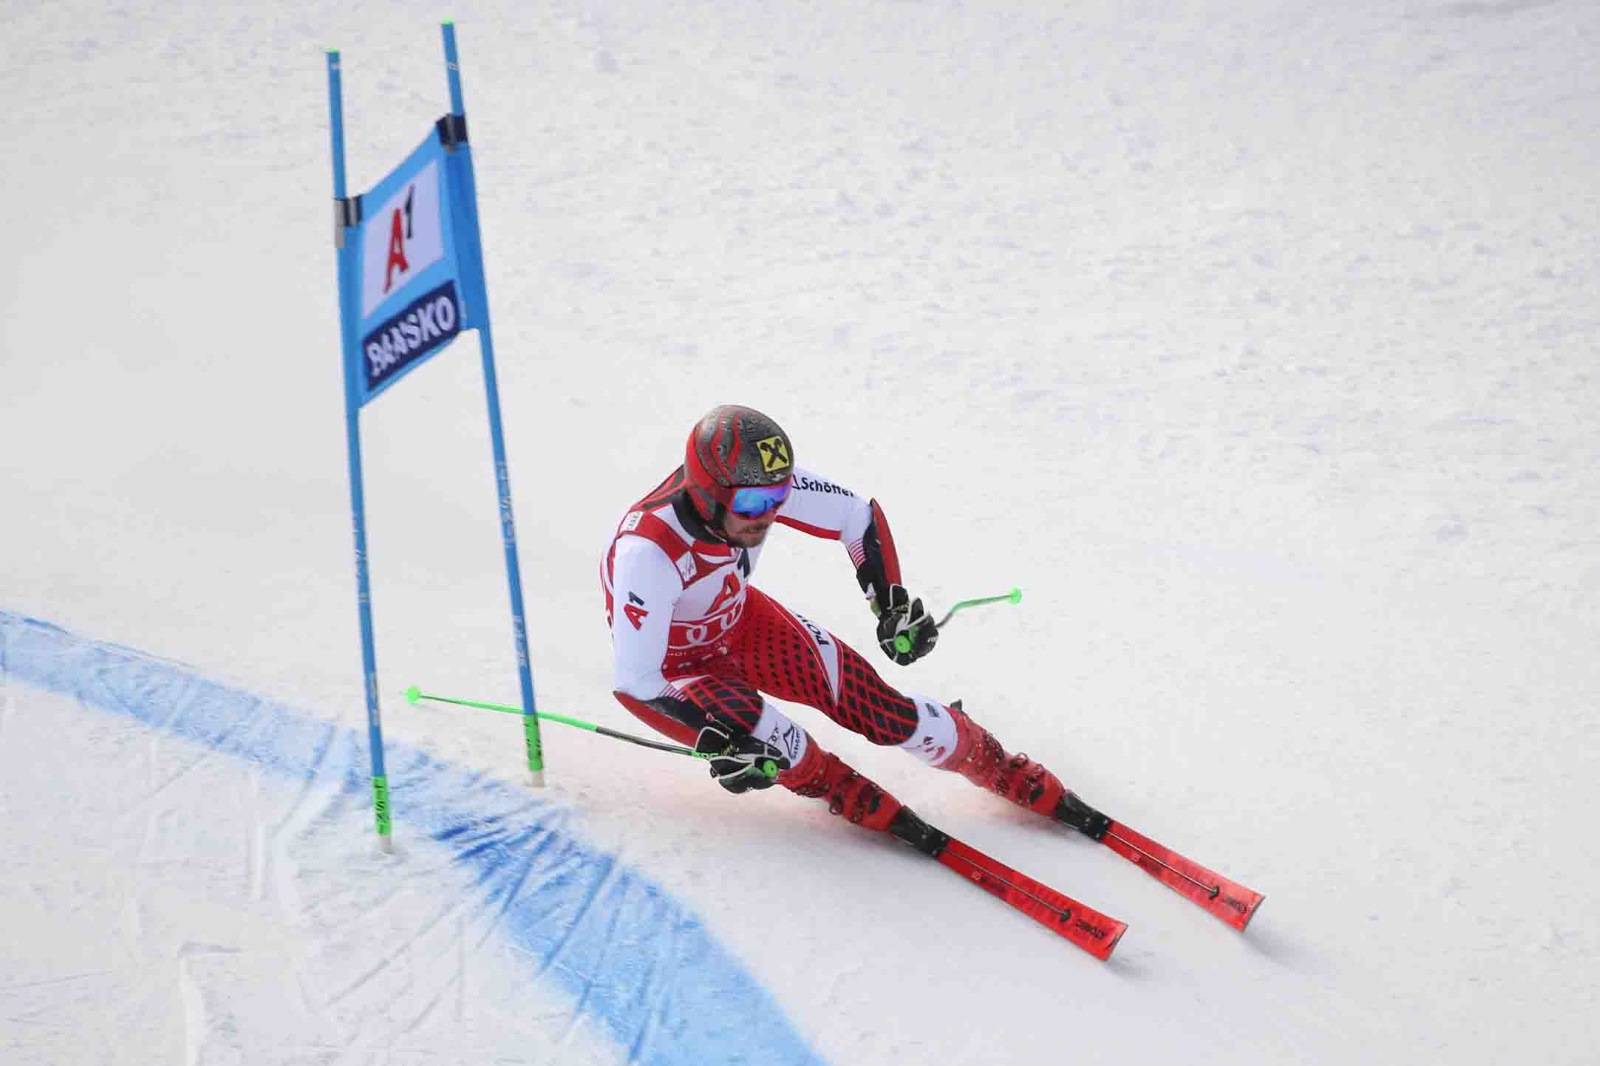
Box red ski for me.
[1101,821,1264,930]
[940,838,1127,959]
[1055,794,1264,930]
[890,809,1127,960]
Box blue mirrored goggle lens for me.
[729,482,790,518]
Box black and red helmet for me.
[683,405,795,523]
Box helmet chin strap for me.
[672,490,729,544]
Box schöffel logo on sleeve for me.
[361,280,463,392]
[794,474,853,497]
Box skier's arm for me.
[775,468,933,665]
[859,501,938,665]
[608,536,755,738]
[607,536,787,792]
[850,498,904,614]
[774,468,902,610]
[608,536,692,709]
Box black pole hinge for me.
[333,195,363,248]
[436,113,469,151]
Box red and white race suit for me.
[599,467,961,776]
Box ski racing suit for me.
[600,465,1066,832]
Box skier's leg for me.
[727,588,921,745]
[614,665,904,833]
[664,675,905,833]
[730,589,1065,816]
[614,670,806,767]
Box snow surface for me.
[3,1,1598,1063]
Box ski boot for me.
[780,744,903,832]
[940,700,1066,816]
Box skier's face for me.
[720,508,776,547]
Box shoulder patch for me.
[621,511,643,532]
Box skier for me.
[601,404,1107,843]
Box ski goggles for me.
[728,480,791,518]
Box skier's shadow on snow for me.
[1233,920,1307,967]
[1100,911,1307,979]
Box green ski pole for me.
[404,686,782,783]
[894,586,1022,654]
[405,685,708,758]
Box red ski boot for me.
[941,701,1065,816]
[780,745,902,832]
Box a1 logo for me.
[623,591,649,630]
[383,185,416,294]
[361,159,445,317]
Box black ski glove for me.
[694,724,790,794]
[873,584,939,666]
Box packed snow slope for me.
[3,2,1598,1064]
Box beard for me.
[722,522,773,547]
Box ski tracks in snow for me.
[0,611,827,1066]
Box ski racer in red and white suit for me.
[601,406,1069,834]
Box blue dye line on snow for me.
[0,611,827,1066]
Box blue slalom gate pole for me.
[440,21,544,785]
[327,48,393,847]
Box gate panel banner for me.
[348,135,469,406]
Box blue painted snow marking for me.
[0,611,828,1066]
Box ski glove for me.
[873,583,939,666]
[694,724,790,794]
